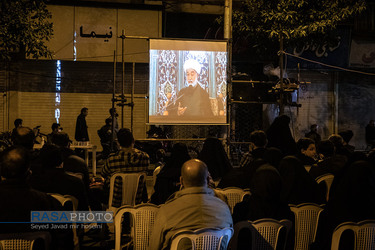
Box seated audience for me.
[232,164,294,249]
[149,159,232,250]
[239,130,267,168]
[309,140,347,180]
[262,147,283,168]
[101,128,149,207]
[0,146,73,249]
[151,143,190,205]
[232,164,293,224]
[218,147,282,189]
[28,144,89,211]
[217,158,266,189]
[328,160,375,224]
[295,138,318,167]
[338,130,355,153]
[198,137,233,180]
[50,132,102,214]
[328,134,351,158]
[51,132,90,191]
[279,156,325,205]
[314,160,375,249]
[154,148,166,170]
[12,126,43,175]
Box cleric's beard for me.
[187,79,198,87]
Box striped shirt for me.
[101,147,149,207]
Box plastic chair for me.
[49,193,78,211]
[289,203,324,250]
[170,227,233,250]
[49,193,79,248]
[315,173,334,202]
[215,187,251,214]
[229,219,292,250]
[108,172,147,214]
[0,231,51,250]
[331,220,375,250]
[114,204,160,250]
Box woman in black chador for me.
[151,143,191,205]
[278,156,325,205]
[233,164,293,224]
[266,115,297,156]
[198,137,233,181]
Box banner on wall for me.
[349,40,375,68]
[286,28,351,69]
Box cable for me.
[54,39,74,54]
[283,51,375,76]
[8,69,111,83]
[57,51,148,61]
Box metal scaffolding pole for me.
[111,50,116,151]
[131,62,135,133]
[121,30,125,129]
[224,0,233,156]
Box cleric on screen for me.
[166,59,214,117]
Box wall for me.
[4,60,149,151]
[9,91,147,150]
[263,71,336,141]
[0,70,8,132]
[337,72,375,150]
[45,4,162,62]
[262,69,375,151]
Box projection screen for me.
[149,39,228,124]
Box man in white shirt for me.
[149,159,232,250]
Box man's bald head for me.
[181,159,208,188]
[0,146,30,179]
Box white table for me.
[71,144,97,176]
[33,142,98,176]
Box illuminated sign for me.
[55,60,61,123]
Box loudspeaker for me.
[232,81,277,102]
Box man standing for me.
[305,124,321,146]
[101,128,149,207]
[75,107,89,142]
[108,108,119,133]
[98,118,117,159]
[167,59,213,117]
[149,159,233,250]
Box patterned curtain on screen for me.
[156,50,226,115]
